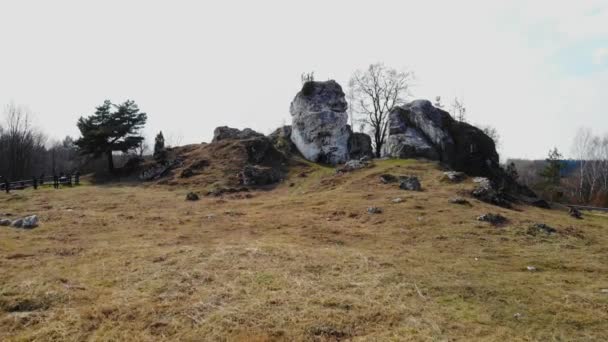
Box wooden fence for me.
[566,204,608,213]
[0,175,80,191]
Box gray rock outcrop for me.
[212,126,264,143]
[348,132,373,160]
[9,215,38,229]
[477,213,508,225]
[239,165,281,186]
[399,176,422,191]
[290,81,351,165]
[382,100,499,177]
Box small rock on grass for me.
[22,215,39,229]
[8,215,38,229]
[568,207,582,219]
[527,223,556,236]
[526,266,537,272]
[379,174,398,184]
[391,198,403,203]
[477,213,507,225]
[399,176,422,191]
[367,207,383,214]
[449,197,470,205]
[442,171,466,183]
[186,192,200,201]
[0,218,11,226]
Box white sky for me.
[1,0,607,160]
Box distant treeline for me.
[508,129,608,207]
[0,103,137,181]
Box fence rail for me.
[566,204,608,213]
[1,175,80,191]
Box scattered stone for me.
[442,171,467,183]
[140,159,182,181]
[526,266,537,272]
[367,207,383,214]
[180,168,195,178]
[11,218,24,228]
[379,174,399,184]
[206,187,249,197]
[513,313,522,320]
[336,159,369,173]
[392,198,404,203]
[399,176,422,191]
[449,197,471,205]
[477,213,507,225]
[471,177,511,208]
[290,80,351,165]
[0,218,11,226]
[527,223,556,236]
[21,215,39,229]
[568,207,583,219]
[186,192,200,201]
[239,165,281,186]
[601,289,608,294]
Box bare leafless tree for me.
[450,97,466,122]
[0,103,47,180]
[136,139,150,157]
[165,131,184,148]
[571,127,593,201]
[349,63,413,157]
[301,72,314,84]
[569,128,608,205]
[481,125,500,149]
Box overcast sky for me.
[1,0,607,160]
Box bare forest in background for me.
[0,103,139,181]
[509,128,608,207]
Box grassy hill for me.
[1,159,607,341]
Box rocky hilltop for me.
[138,80,544,207]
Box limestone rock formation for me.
[239,165,282,186]
[10,215,39,229]
[141,126,287,189]
[290,81,351,165]
[212,126,264,143]
[382,100,498,177]
[348,132,374,160]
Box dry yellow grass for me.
[1,159,607,341]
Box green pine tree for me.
[540,147,563,186]
[75,100,147,172]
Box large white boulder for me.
[290,81,350,165]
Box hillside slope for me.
[1,159,607,341]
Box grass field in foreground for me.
[1,159,607,341]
